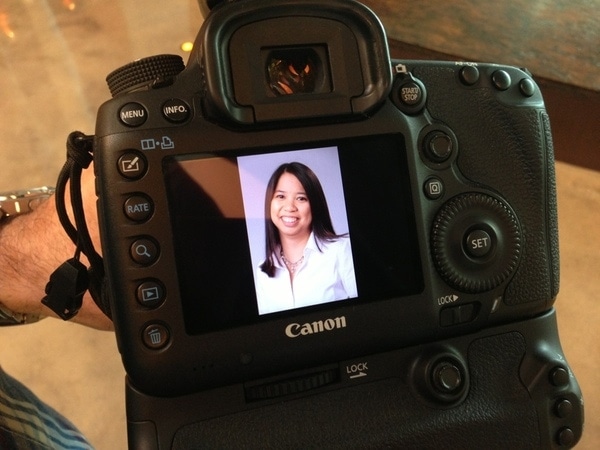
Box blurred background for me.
[0,0,598,448]
[0,1,202,447]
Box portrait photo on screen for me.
[238,146,358,315]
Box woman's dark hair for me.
[260,162,341,277]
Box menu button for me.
[119,102,148,127]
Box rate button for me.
[124,194,154,222]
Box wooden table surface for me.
[361,0,599,91]
[361,0,600,171]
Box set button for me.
[464,229,494,258]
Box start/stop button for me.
[393,75,427,114]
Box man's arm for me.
[0,171,113,331]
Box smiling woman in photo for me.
[255,162,357,315]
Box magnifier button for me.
[131,238,159,265]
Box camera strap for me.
[42,131,112,321]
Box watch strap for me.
[0,187,54,325]
[0,187,55,220]
[0,304,45,326]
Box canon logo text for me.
[285,316,347,338]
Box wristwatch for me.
[0,187,55,219]
[0,187,55,325]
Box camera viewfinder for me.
[265,46,331,97]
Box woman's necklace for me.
[280,250,304,273]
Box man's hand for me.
[0,165,113,331]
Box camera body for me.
[94,0,582,447]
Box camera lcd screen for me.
[164,133,423,335]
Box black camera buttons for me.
[393,75,427,114]
[119,102,148,127]
[519,78,536,97]
[458,65,480,86]
[424,177,445,200]
[136,280,166,308]
[419,125,458,169]
[464,229,493,258]
[431,193,521,294]
[124,194,154,222]
[549,366,570,387]
[424,131,453,163]
[411,350,469,407]
[130,237,160,266]
[492,70,512,91]
[554,398,574,419]
[142,323,170,350]
[432,360,463,394]
[162,99,191,123]
[556,427,576,447]
[118,152,147,180]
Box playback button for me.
[136,280,165,308]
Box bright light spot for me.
[0,13,15,39]
[181,41,194,52]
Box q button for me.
[131,238,159,266]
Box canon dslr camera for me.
[93,0,583,447]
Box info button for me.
[162,99,190,123]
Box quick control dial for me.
[431,193,521,293]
